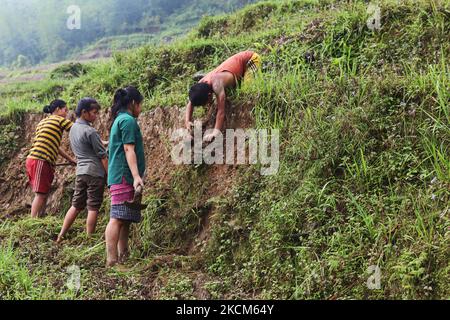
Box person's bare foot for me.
[118,251,129,264]
[106,260,118,268]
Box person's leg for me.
[29,159,54,218]
[86,210,98,235]
[86,176,105,236]
[105,218,123,267]
[243,52,262,83]
[118,221,131,263]
[57,175,87,242]
[39,195,49,217]
[57,206,82,243]
[31,193,48,218]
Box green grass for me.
[0,244,60,299]
[0,0,449,299]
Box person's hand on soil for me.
[186,121,195,134]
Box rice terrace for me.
[0,0,448,302]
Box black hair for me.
[75,97,100,118]
[43,99,66,114]
[111,86,144,120]
[189,83,212,106]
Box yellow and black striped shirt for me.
[27,115,73,165]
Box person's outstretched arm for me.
[59,147,77,165]
[203,82,226,143]
[185,101,194,131]
[214,89,226,131]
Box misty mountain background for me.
[0,0,259,67]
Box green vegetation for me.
[49,63,91,80]
[0,0,449,299]
[0,216,150,299]
[0,0,260,67]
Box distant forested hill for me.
[0,0,259,67]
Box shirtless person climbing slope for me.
[185,50,261,143]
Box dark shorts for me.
[26,158,55,194]
[110,204,142,223]
[72,175,105,211]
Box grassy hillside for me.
[0,0,449,299]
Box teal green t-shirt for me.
[108,111,146,186]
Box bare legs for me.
[56,206,99,243]
[118,222,130,263]
[105,218,131,267]
[31,193,48,218]
[86,210,99,235]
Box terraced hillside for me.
[0,0,448,299]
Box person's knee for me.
[87,206,100,213]
[72,206,84,213]
[109,218,124,228]
[35,193,48,200]
[87,209,99,216]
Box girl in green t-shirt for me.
[105,86,145,268]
